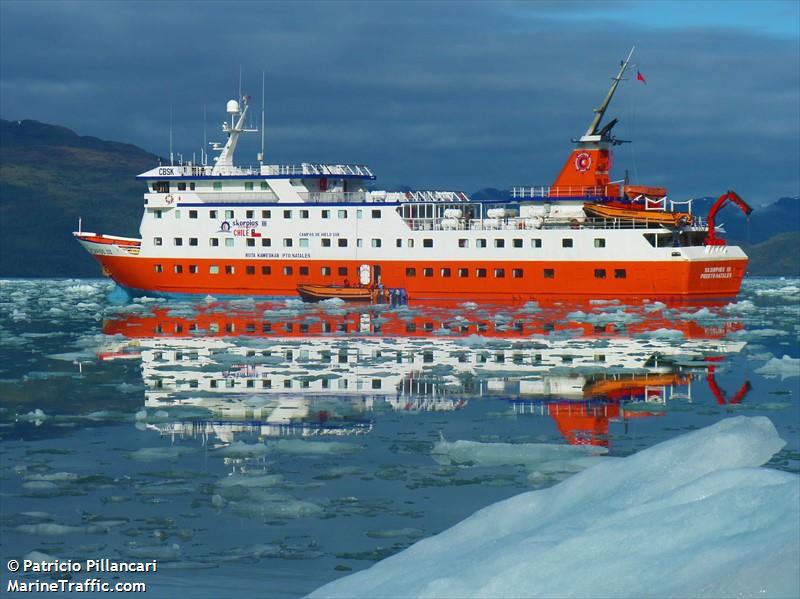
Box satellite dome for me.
[226,99,240,114]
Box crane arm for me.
[706,190,753,246]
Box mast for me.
[583,46,635,138]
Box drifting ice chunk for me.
[755,355,800,380]
[310,417,799,599]
[431,439,606,468]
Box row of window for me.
[154,208,381,220]
[153,263,628,280]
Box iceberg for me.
[310,417,799,599]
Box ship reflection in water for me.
[100,298,749,448]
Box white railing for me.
[261,163,375,177]
[511,186,618,198]
[297,191,369,203]
[401,215,707,232]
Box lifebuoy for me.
[574,152,592,173]
[165,194,174,205]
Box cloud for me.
[1,0,797,201]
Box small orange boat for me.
[297,284,373,303]
[583,202,692,226]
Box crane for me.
[706,190,753,246]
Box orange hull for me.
[92,254,747,299]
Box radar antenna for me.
[584,46,635,138]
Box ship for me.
[74,49,753,301]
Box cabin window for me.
[423,239,433,248]
[262,209,271,218]
[300,210,309,219]
[174,265,182,274]
[213,182,222,191]
[298,238,308,248]
[476,268,487,278]
[245,181,254,191]
[210,238,219,246]
[494,268,505,278]
[407,239,414,248]
[477,239,487,248]
[357,239,363,248]
[246,209,254,218]
[495,239,505,248]
[283,266,293,275]
[322,266,331,276]
[189,237,198,246]
[423,267,433,277]
[371,209,381,219]
[614,268,627,279]
[225,265,235,274]
[321,238,331,247]
[562,238,573,248]
[284,238,293,247]
[531,238,542,248]
[322,210,330,219]
[458,238,468,248]
[338,209,347,219]
[260,181,269,190]
[357,209,363,219]
[458,268,469,278]
[371,239,381,248]
[406,267,416,277]
[189,210,198,219]
[246,266,255,275]
[396,239,402,247]
[174,209,182,220]
[189,182,195,190]
[154,181,170,193]
[209,265,219,274]
[594,238,606,248]
[300,266,309,275]
[441,267,451,277]
[154,264,163,273]
[594,269,606,279]
[283,210,292,219]
[178,182,186,191]
[338,267,348,276]
[513,238,523,248]
[261,238,271,247]
[261,266,271,275]
[512,268,523,278]
[154,237,162,246]
[225,209,234,219]
[225,238,234,247]
[154,210,162,219]
[247,238,255,247]
[210,210,218,218]
[189,265,198,274]
[174,237,183,246]
[338,239,348,247]
[544,268,555,278]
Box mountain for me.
[0,119,160,277]
[0,120,798,278]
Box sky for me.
[1,0,798,204]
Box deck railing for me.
[403,215,707,232]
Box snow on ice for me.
[310,417,799,599]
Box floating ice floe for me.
[310,416,799,599]
[755,355,800,380]
[431,438,606,469]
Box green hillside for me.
[745,232,800,277]
[0,119,158,277]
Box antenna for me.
[238,65,242,102]
[203,104,207,166]
[169,105,174,166]
[259,70,265,164]
[584,46,635,138]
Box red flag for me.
[636,70,647,84]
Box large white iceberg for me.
[310,417,799,599]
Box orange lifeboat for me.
[297,284,373,303]
[583,202,692,226]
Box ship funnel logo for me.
[575,152,592,173]
[218,221,231,233]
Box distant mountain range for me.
[1,119,798,278]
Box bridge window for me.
[321,238,331,247]
[178,182,186,191]
[594,269,606,279]
[614,268,627,279]
[260,181,269,190]
[213,182,222,191]
[154,181,170,193]
[544,268,554,278]
[562,238,573,248]
[245,182,254,191]
[594,238,606,248]
[261,238,271,247]
[495,239,505,248]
